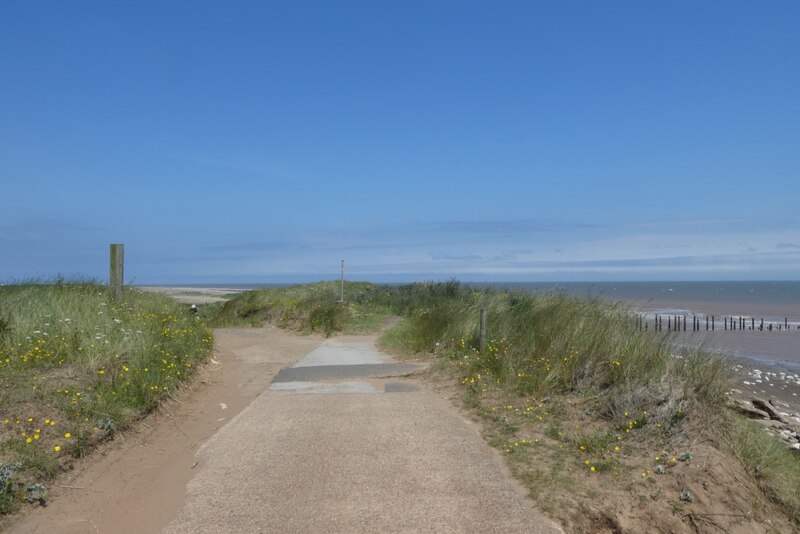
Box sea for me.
[484,281,800,317]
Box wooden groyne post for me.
[109,243,124,301]
[639,312,797,334]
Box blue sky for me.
[2,1,798,283]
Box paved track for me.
[7,327,561,533]
[164,336,562,533]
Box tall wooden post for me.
[479,308,487,353]
[109,244,124,301]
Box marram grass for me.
[0,281,212,513]
[213,280,800,523]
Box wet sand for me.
[621,296,800,418]
[622,296,800,370]
[623,296,800,324]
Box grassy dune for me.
[3,279,797,527]
[212,280,800,529]
[0,282,212,512]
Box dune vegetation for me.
[211,280,800,530]
[3,279,798,530]
[0,281,212,513]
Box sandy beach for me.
[137,286,245,305]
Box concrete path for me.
[164,336,562,534]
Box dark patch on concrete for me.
[384,382,420,393]
[272,363,422,383]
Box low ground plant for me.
[0,281,212,514]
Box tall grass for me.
[213,280,732,428]
[207,281,396,334]
[381,285,732,429]
[0,281,212,513]
[723,414,800,522]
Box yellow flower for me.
[26,437,32,444]
[590,466,596,472]
[64,432,71,438]
[53,445,61,452]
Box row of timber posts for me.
[637,313,795,332]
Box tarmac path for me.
[9,326,562,533]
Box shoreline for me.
[619,297,800,421]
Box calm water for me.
[485,281,800,310]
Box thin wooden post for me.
[712,315,715,331]
[339,260,345,302]
[479,308,487,353]
[751,317,755,330]
[109,244,124,301]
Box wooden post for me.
[109,244,124,301]
[712,315,715,331]
[479,308,487,353]
[339,260,345,302]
